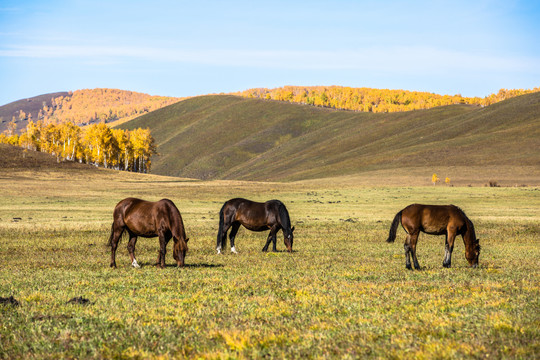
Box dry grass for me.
[0,166,539,359]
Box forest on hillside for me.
[235,86,540,112]
[4,88,181,132]
[0,121,157,173]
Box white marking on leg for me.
[132,259,140,268]
[231,246,237,254]
[217,248,221,254]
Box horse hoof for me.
[216,249,221,255]
[131,260,140,268]
[231,247,238,254]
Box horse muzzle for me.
[177,252,186,267]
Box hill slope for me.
[0,92,69,133]
[0,89,181,134]
[119,93,540,182]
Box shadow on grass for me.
[137,262,224,269]
[185,263,224,268]
[262,249,298,254]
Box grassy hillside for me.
[119,92,540,183]
[0,92,69,133]
[0,143,91,172]
[0,89,181,134]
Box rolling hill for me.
[118,92,540,183]
[0,89,181,134]
[0,92,69,133]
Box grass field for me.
[0,166,539,359]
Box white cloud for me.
[1,43,538,75]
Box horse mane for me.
[275,200,292,231]
[455,206,480,250]
[160,199,188,250]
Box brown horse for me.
[216,198,295,254]
[386,204,480,269]
[108,198,189,268]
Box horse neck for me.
[167,205,187,245]
[463,216,477,247]
[173,216,187,241]
[278,204,292,234]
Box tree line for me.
[0,121,157,173]
[235,86,540,113]
[9,88,181,130]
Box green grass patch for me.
[1,170,539,358]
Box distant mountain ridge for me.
[0,92,69,133]
[117,92,540,181]
[0,89,181,134]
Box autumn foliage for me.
[235,86,540,112]
[0,88,174,173]
[9,88,181,129]
[1,121,157,173]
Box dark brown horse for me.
[216,198,295,254]
[386,204,480,269]
[108,198,189,268]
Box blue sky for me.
[1,0,539,105]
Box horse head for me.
[466,241,480,268]
[284,226,295,252]
[173,237,189,267]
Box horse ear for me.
[185,237,189,243]
[291,226,295,232]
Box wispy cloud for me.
[1,43,538,75]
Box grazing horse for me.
[386,204,480,269]
[216,198,295,254]
[108,198,189,268]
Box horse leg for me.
[127,232,140,268]
[262,226,279,252]
[157,233,169,268]
[409,232,421,270]
[217,222,231,255]
[262,231,273,252]
[229,222,240,254]
[404,234,413,270]
[272,227,280,252]
[443,231,456,268]
[109,225,124,268]
[442,234,450,267]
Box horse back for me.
[114,198,183,238]
[402,204,466,235]
[225,198,277,230]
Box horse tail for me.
[107,222,114,247]
[386,210,403,243]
